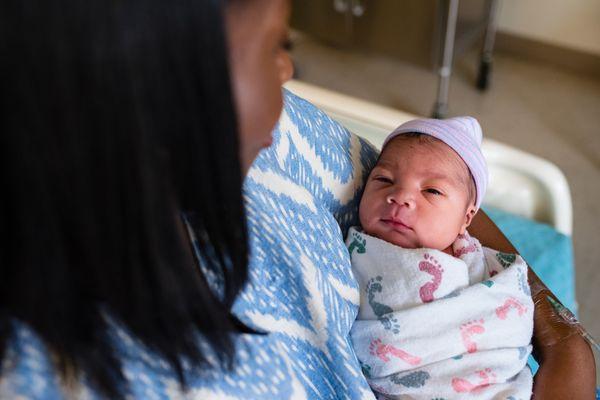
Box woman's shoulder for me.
[0,322,71,399]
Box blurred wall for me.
[498,0,600,56]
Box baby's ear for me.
[459,205,477,234]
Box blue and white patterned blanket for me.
[0,89,381,399]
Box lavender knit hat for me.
[383,116,488,209]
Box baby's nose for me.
[386,189,415,208]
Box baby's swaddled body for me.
[348,227,534,399]
[352,116,535,399]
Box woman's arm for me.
[470,210,596,399]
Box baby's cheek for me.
[357,196,374,229]
[419,223,459,251]
[357,209,367,231]
[361,219,379,238]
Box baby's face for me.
[359,136,476,252]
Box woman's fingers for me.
[528,266,581,361]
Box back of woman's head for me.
[0,0,247,397]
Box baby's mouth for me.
[381,218,413,231]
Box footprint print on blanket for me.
[347,231,367,256]
[369,338,421,366]
[480,279,494,288]
[389,370,430,388]
[454,233,478,257]
[460,319,486,353]
[495,297,527,319]
[419,253,444,303]
[366,276,401,333]
[440,288,461,299]
[496,252,517,269]
[451,368,497,393]
[359,360,373,379]
[517,267,531,295]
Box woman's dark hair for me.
[0,0,248,397]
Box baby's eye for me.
[373,176,393,184]
[425,188,442,195]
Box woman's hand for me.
[528,269,596,399]
[470,211,597,399]
[528,271,578,354]
[532,329,596,399]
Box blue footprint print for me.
[366,276,400,334]
[389,370,430,388]
[517,267,531,295]
[348,231,367,256]
[359,360,373,379]
[496,252,516,269]
[441,289,462,299]
[481,280,495,288]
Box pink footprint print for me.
[495,297,527,320]
[460,319,485,353]
[418,253,444,303]
[453,234,478,257]
[452,368,497,393]
[369,338,421,366]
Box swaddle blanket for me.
[348,227,534,399]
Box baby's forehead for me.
[376,135,470,182]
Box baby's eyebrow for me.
[425,172,452,181]
[373,160,394,170]
[372,168,388,174]
[424,171,466,188]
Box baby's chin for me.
[366,228,455,252]
[367,228,421,249]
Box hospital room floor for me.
[290,33,600,379]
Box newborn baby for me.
[348,117,534,399]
